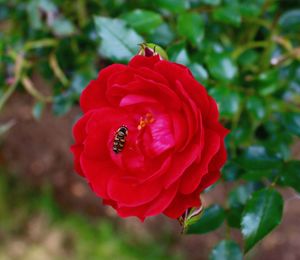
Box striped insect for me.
[113,125,128,154]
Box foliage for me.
[1,0,300,257]
[0,170,181,260]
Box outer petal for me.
[154,61,210,117]
[129,55,160,69]
[72,111,94,143]
[80,157,118,199]
[198,170,221,192]
[116,181,179,220]
[108,175,163,207]
[106,76,182,111]
[80,64,126,112]
[175,80,201,151]
[208,128,229,172]
[179,128,221,194]
[130,67,169,86]
[163,192,201,219]
[71,111,95,176]
[70,144,85,176]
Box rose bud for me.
[71,44,229,221]
[138,43,168,60]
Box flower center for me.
[137,113,155,130]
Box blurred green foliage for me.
[0,169,181,260]
[1,0,300,257]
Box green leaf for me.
[213,6,241,27]
[206,52,237,82]
[246,96,266,121]
[32,101,44,119]
[209,240,243,260]
[242,170,274,182]
[201,0,221,6]
[153,0,189,13]
[122,9,163,34]
[241,189,283,253]
[168,42,190,65]
[222,162,240,181]
[239,3,261,17]
[188,63,208,83]
[177,12,205,46]
[279,9,300,33]
[238,145,282,170]
[148,23,175,46]
[187,204,225,234]
[279,161,300,193]
[237,49,259,67]
[94,16,144,62]
[39,0,57,13]
[27,0,43,30]
[209,87,242,118]
[282,112,300,137]
[51,17,76,37]
[230,183,264,206]
[70,73,93,96]
[227,182,263,228]
[227,119,252,146]
[256,69,280,96]
[52,94,73,116]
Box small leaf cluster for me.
[1,0,300,257]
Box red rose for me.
[71,54,228,221]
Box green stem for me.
[24,39,57,51]
[232,41,269,59]
[0,53,24,112]
[225,222,231,240]
[76,0,87,27]
[21,76,53,103]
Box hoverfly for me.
[113,125,128,154]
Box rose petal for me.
[154,61,210,117]
[147,113,175,156]
[170,112,188,150]
[70,144,84,176]
[107,76,182,111]
[80,64,126,112]
[80,157,118,199]
[83,108,129,161]
[163,192,201,219]
[108,175,163,207]
[175,80,202,151]
[72,111,94,143]
[71,111,95,176]
[116,181,179,220]
[129,55,160,69]
[164,143,200,188]
[143,181,179,216]
[138,155,172,183]
[131,67,169,85]
[198,170,221,192]
[119,94,158,107]
[179,128,221,194]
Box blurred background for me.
[1,0,300,259]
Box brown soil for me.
[1,92,300,260]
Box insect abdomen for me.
[113,126,128,154]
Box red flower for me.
[71,55,228,221]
